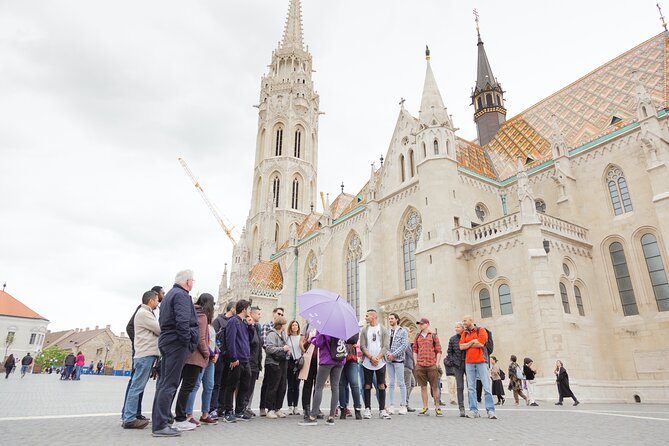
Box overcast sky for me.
[0,0,661,334]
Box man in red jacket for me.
[459,315,496,419]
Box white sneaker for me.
[362,408,372,419]
[398,405,407,415]
[293,407,301,416]
[380,410,392,420]
[386,405,395,415]
[266,410,278,419]
[172,420,196,431]
[276,410,286,418]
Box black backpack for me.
[475,327,494,356]
[214,315,229,356]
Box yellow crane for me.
[178,157,237,246]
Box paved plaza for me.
[1,374,667,445]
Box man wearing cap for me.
[412,317,443,416]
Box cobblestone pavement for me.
[1,374,667,445]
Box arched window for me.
[402,210,422,290]
[559,282,571,314]
[272,176,280,208]
[477,97,483,110]
[574,285,585,316]
[499,284,513,315]
[305,252,317,291]
[294,129,301,158]
[496,94,501,105]
[346,233,362,319]
[409,150,415,177]
[640,233,669,311]
[606,167,633,215]
[422,142,427,158]
[399,155,405,182]
[433,139,439,155]
[446,139,451,156]
[486,93,493,106]
[479,288,492,318]
[275,127,283,156]
[535,199,546,214]
[274,223,279,242]
[291,178,300,210]
[609,242,639,316]
[475,203,488,222]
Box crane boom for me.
[178,157,237,246]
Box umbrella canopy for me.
[298,288,359,341]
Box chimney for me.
[120,332,125,338]
[85,327,89,331]
[95,325,99,330]
[105,325,111,330]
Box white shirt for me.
[362,325,384,370]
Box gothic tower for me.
[471,19,506,146]
[247,0,320,263]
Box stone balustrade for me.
[537,212,589,242]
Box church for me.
[220,0,669,403]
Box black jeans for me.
[175,363,202,422]
[151,344,188,431]
[224,361,251,414]
[211,359,230,413]
[453,365,465,410]
[301,356,318,412]
[263,361,288,411]
[259,366,270,410]
[363,365,387,410]
[243,371,259,410]
[286,359,300,407]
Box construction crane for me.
[178,157,237,246]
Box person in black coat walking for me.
[554,360,579,406]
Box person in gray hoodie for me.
[263,316,289,419]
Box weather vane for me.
[658,3,668,32]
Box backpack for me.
[329,337,347,361]
[214,315,229,357]
[499,369,506,381]
[475,327,494,356]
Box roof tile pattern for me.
[249,260,284,290]
[0,291,48,320]
[456,137,498,178]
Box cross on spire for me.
[474,8,480,37]
[658,3,668,32]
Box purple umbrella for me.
[298,288,359,341]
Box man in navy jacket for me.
[222,299,252,423]
[151,270,198,437]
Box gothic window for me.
[475,203,488,222]
[399,155,405,182]
[306,252,317,292]
[446,139,451,156]
[606,167,633,215]
[291,178,300,210]
[274,223,279,242]
[640,233,669,311]
[346,233,362,319]
[433,139,439,155]
[499,284,513,315]
[422,142,427,158]
[609,242,639,316]
[574,285,585,316]
[486,93,493,107]
[560,282,571,314]
[496,94,501,105]
[409,150,415,177]
[275,127,283,156]
[477,97,483,110]
[272,176,280,208]
[402,210,422,290]
[294,129,302,158]
[479,288,492,318]
[535,199,546,214]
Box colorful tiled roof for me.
[456,137,498,178]
[249,260,284,290]
[0,291,48,321]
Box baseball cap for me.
[416,317,430,325]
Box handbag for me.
[289,337,305,371]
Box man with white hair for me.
[151,270,199,437]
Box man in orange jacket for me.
[459,315,496,419]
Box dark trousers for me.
[453,365,465,410]
[259,366,270,410]
[151,345,188,431]
[175,364,202,422]
[286,360,300,407]
[244,371,260,410]
[121,356,144,418]
[263,361,287,411]
[363,366,387,410]
[224,361,251,414]
[301,357,318,412]
[211,359,229,413]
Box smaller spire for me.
[419,46,450,126]
[280,0,305,51]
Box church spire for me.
[280,0,304,52]
[419,46,451,127]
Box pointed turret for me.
[280,0,304,52]
[419,46,451,128]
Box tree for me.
[35,346,69,370]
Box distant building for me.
[44,326,132,371]
[1,290,49,360]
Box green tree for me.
[35,346,69,370]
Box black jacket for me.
[21,355,33,366]
[64,354,76,366]
[444,333,465,372]
[158,284,198,352]
[125,304,142,344]
[249,323,263,373]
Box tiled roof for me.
[456,137,498,178]
[44,328,112,350]
[249,260,284,290]
[0,291,48,321]
[329,193,356,220]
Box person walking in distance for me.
[258,307,285,417]
[122,290,161,429]
[459,315,496,419]
[20,353,33,378]
[151,270,199,437]
[222,299,253,423]
[403,339,416,412]
[554,360,579,406]
[524,357,539,406]
[490,356,505,406]
[75,351,85,380]
[385,313,408,415]
[4,354,15,379]
[243,306,263,418]
[96,360,103,375]
[63,352,75,380]
[286,320,303,416]
[210,301,236,419]
[444,322,466,417]
[413,318,443,416]
[508,355,528,406]
[263,316,290,419]
[360,309,391,420]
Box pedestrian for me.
[210,301,236,419]
[299,321,320,421]
[508,355,528,406]
[96,360,103,375]
[360,309,391,419]
[554,360,579,406]
[183,293,218,427]
[89,361,94,375]
[460,315,496,419]
[286,320,302,416]
[151,270,199,438]
[413,317,443,416]
[122,293,148,422]
[490,356,505,405]
[20,353,33,378]
[243,306,263,418]
[259,307,285,417]
[444,322,466,417]
[403,339,416,412]
[524,357,539,406]
[337,333,362,420]
[75,351,85,380]
[63,352,75,380]
[222,299,253,423]
[385,313,408,415]
[298,331,346,426]
[4,354,15,379]
[122,290,161,429]
[263,316,289,419]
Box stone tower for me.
[247,0,320,263]
[471,23,506,146]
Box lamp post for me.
[103,344,110,374]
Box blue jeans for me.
[20,365,29,377]
[75,365,83,380]
[123,356,157,423]
[338,361,362,409]
[186,362,215,415]
[386,361,406,407]
[465,362,494,413]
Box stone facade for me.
[44,326,132,372]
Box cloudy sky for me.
[0,0,661,334]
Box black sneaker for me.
[406,406,416,413]
[224,413,237,423]
[339,407,347,420]
[235,412,252,422]
[355,409,362,420]
[316,412,325,420]
[326,417,335,426]
[136,414,149,421]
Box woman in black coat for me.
[4,354,16,379]
[554,360,579,406]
